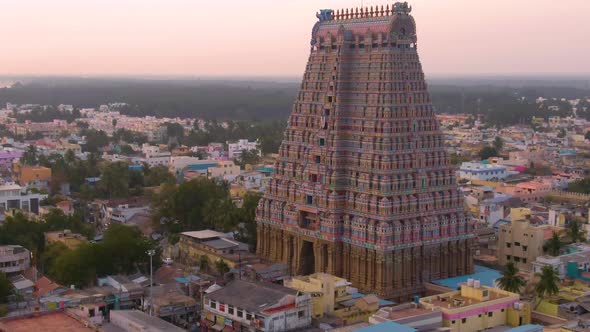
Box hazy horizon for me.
[2,0,590,77]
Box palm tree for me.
[498,262,525,294]
[535,266,559,297]
[566,219,587,243]
[544,232,562,256]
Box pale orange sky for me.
[1,0,589,77]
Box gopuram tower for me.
[256,2,474,300]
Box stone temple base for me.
[257,223,475,301]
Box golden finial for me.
[335,9,339,20]
[380,5,384,17]
[360,7,364,18]
[370,6,374,17]
[386,4,390,15]
[354,7,359,18]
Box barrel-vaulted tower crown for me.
[312,1,417,47]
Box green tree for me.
[493,136,504,152]
[497,262,525,294]
[41,242,70,275]
[544,232,562,256]
[235,192,262,248]
[478,146,499,160]
[565,219,587,243]
[151,177,231,232]
[0,272,13,303]
[144,165,176,187]
[82,129,109,153]
[215,260,230,275]
[535,265,559,297]
[235,149,261,168]
[21,144,38,165]
[568,177,590,194]
[98,161,130,198]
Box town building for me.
[284,273,352,318]
[0,183,47,214]
[458,162,509,181]
[109,310,186,332]
[178,230,258,269]
[0,245,31,276]
[202,279,312,332]
[369,303,443,331]
[256,2,474,301]
[228,139,260,159]
[45,229,88,249]
[419,282,531,332]
[497,219,557,271]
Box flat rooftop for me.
[427,288,510,308]
[0,312,96,332]
[432,265,501,290]
[181,230,229,240]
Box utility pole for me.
[147,249,155,316]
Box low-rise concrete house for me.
[202,279,312,332]
[0,245,31,276]
[178,230,258,269]
[420,282,531,332]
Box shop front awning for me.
[212,323,225,331]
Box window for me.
[514,257,521,262]
[482,290,488,297]
[523,246,528,252]
[237,310,243,318]
[306,195,313,204]
[514,242,521,246]
[246,313,252,321]
[325,109,330,116]
[501,309,505,312]
[451,321,456,324]
[523,258,527,263]
[298,311,305,318]
[506,243,511,248]
[228,305,234,315]
[462,318,467,324]
[210,301,216,309]
[488,312,493,317]
[315,156,321,164]
[319,138,325,146]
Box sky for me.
[1,0,589,77]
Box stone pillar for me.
[358,248,367,288]
[342,244,350,280]
[256,222,263,255]
[314,241,322,273]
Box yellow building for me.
[13,165,52,187]
[284,273,380,325]
[45,229,88,249]
[498,219,556,271]
[510,208,532,222]
[420,282,531,332]
[284,273,352,318]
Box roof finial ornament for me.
[380,5,384,17]
[393,2,412,15]
[354,7,359,18]
[370,6,374,17]
[385,4,390,16]
[359,7,364,18]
